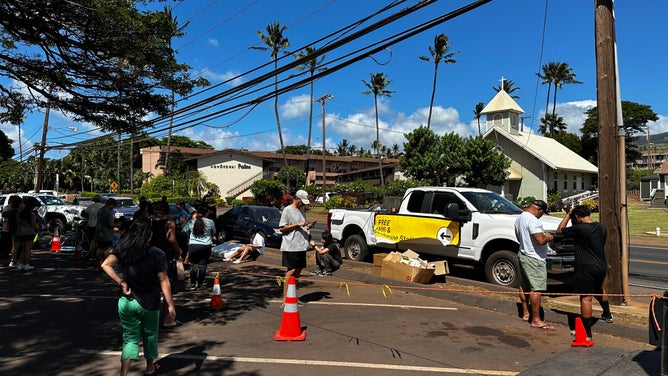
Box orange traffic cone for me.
[274,276,306,341]
[571,317,595,347]
[210,273,223,310]
[50,226,61,252]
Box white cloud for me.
[208,38,219,47]
[200,70,244,87]
[280,94,311,119]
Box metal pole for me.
[315,94,333,188]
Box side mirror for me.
[446,203,471,223]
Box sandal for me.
[161,320,183,329]
[531,323,556,331]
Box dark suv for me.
[215,205,282,247]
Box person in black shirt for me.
[310,230,342,276]
[101,218,175,376]
[557,205,613,341]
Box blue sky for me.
[4,0,668,159]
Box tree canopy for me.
[400,127,510,187]
[0,0,207,133]
[580,101,658,164]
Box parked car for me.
[71,197,95,207]
[113,197,139,219]
[0,193,86,230]
[215,205,282,247]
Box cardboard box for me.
[380,250,448,284]
[373,253,388,276]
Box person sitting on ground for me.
[223,227,265,264]
[310,230,342,276]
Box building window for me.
[553,172,558,191]
[563,174,567,190]
[493,114,502,126]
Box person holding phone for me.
[278,190,314,304]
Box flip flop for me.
[531,323,556,331]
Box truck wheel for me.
[484,250,520,287]
[344,235,368,261]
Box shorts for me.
[282,251,306,270]
[518,252,547,292]
[249,249,261,260]
[573,264,606,295]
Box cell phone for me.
[310,221,317,226]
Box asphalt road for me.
[0,246,661,376]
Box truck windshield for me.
[460,191,523,214]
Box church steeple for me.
[480,78,524,135]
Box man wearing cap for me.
[278,190,314,303]
[515,199,556,331]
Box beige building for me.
[481,89,598,201]
[141,145,400,199]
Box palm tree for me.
[536,61,559,117]
[536,61,582,119]
[539,114,567,137]
[492,79,520,99]
[473,102,484,136]
[258,21,290,193]
[362,72,394,185]
[419,34,459,129]
[550,62,582,117]
[336,138,350,156]
[294,46,326,175]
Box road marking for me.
[80,350,516,375]
[268,299,458,310]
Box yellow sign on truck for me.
[373,214,460,254]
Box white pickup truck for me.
[327,187,574,287]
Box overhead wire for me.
[39,0,494,156]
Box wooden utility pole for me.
[595,0,628,305]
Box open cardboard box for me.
[380,249,448,284]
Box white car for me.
[315,192,339,204]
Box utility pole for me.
[595,0,628,305]
[35,93,53,193]
[315,94,333,188]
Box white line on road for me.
[268,299,458,310]
[80,349,516,375]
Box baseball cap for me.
[295,190,310,205]
[532,200,548,212]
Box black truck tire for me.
[484,250,520,287]
[343,234,369,261]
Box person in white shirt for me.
[224,227,265,264]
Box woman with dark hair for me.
[14,196,39,271]
[310,230,342,276]
[101,218,176,376]
[182,206,216,290]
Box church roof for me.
[484,127,598,173]
[480,89,524,114]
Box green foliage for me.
[547,190,562,212]
[513,196,536,209]
[250,179,285,207]
[0,130,14,161]
[0,1,208,134]
[580,101,659,164]
[553,132,582,154]
[463,136,511,187]
[279,145,308,155]
[276,166,306,191]
[401,128,509,188]
[627,169,654,190]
